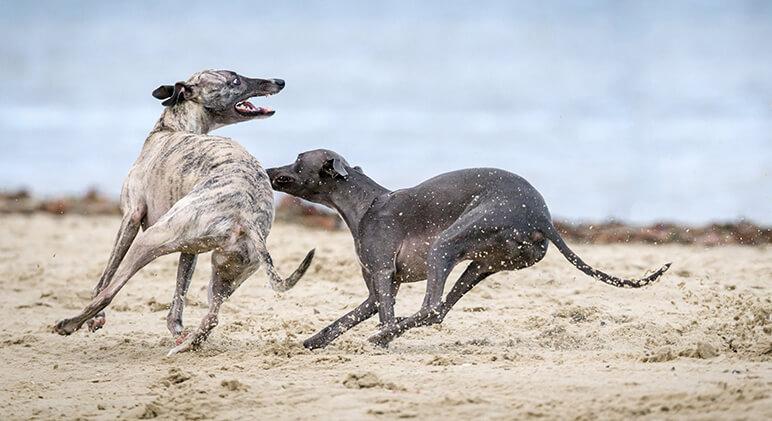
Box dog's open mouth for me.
[235,100,275,117]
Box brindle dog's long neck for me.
[326,172,390,235]
[150,102,215,136]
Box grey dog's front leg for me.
[372,269,397,326]
[167,253,197,337]
[369,262,493,347]
[303,296,377,349]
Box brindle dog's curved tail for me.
[540,222,670,288]
[254,239,315,292]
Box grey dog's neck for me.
[326,171,390,235]
[150,102,215,135]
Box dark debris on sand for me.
[1,190,769,246]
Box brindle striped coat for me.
[53,70,314,355]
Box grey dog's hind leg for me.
[167,253,197,337]
[432,261,492,323]
[87,209,144,332]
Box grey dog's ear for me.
[152,82,189,106]
[322,158,348,179]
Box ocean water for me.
[1,1,770,224]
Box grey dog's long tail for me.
[541,222,670,288]
[255,242,315,292]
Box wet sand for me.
[0,214,770,420]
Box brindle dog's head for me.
[266,149,360,205]
[152,70,284,128]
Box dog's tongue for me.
[236,101,272,114]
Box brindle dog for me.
[53,70,314,355]
[267,149,670,349]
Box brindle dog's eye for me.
[232,78,240,85]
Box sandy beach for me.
[0,214,770,420]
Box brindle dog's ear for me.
[322,158,348,179]
[152,82,189,106]
[152,85,174,100]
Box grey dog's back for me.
[375,167,551,238]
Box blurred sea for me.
[0,1,770,224]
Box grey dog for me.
[53,70,314,355]
[267,149,670,349]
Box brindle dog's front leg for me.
[87,207,144,332]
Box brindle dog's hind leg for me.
[167,253,197,337]
[167,249,250,356]
[87,207,145,332]
[54,220,181,336]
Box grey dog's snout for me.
[265,167,288,189]
[272,78,285,88]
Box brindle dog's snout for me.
[244,77,285,96]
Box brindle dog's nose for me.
[272,79,285,88]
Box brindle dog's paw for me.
[167,319,184,338]
[87,313,106,332]
[174,330,192,346]
[53,319,77,335]
[167,331,202,356]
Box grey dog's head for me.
[266,149,359,205]
[152,69,284,128]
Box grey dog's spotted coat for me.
[53,70,313,355]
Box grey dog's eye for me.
[232,78,240,85]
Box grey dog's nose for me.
[272,79,285,88]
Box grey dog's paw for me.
[302,337,326,350]
[367,331,393,349]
